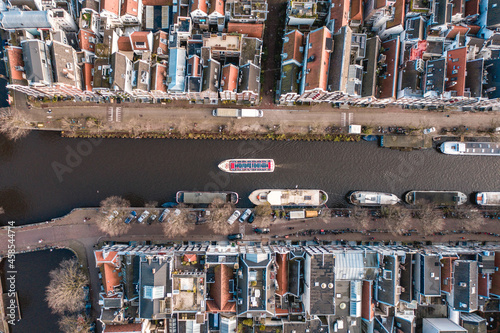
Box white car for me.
[423,127,436,134]
[239,209,252,223]
[138,210,150,223]
[227,210,241,225]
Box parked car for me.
[227,233,243,240]
[138,210,150,223]
[227,210,241,225]
[254,227,270,234]
[147,214,157,225]
[239,209,252,223]
[247,212,255,223]
[158,209,170,223]
[423,127,436,134]
[124,211,137,224]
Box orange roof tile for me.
[152,63,168,92]
[386,0,405,29]
[329,0,350,33]
[6,46,25,82]
[130,31,150,51]
[209,0,224,15]
[188,55,201,77]
[467,24,480,35]
[117,36,133,51]
[350,0,363,22]
[103,323,142,332]
[102,263,122,294]
[82,63,94,91]
[184,253,197,262]
[490,252,500,296]
[121,0,138,16]
[227,23,264,39]
[95,250,118,265]
[445,47,467,96]
[207,264,236,313]
[221,64,238,91]
[441,256,458,293]
[283,30,304,64]
[446,25,469,39]
[362,280,374,321]
[276,253,288,296]
[192,0,208,14]
[410,40,427,60]
[305,27,332,91]
[79,29,96,53]
[378,37,400,99]
[101,0,120,16]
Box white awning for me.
[266,191,282,205]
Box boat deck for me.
[406,191,466,206]
[230,160,272,171]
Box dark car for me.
[247,212,255,223]
[227,233,243,240]
[254,228,270,234]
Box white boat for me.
[476,192,500,206]
[249,189,328,206]
[440,142,500,156]
[348,191,400,206]
[218,159,275,173]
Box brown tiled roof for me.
[95,250,118,264]
[305,27,332,91]
[188,55,201,77]
[376,0,387,10]
[386,0,405,29]
[184,253,197,262]
[221,64,238,92]
[350,0,363,22]
[467,25,480,35]
[206,264,236,313]
[445,47,467,96]
[361,280,374,321]
[79,29,96,53]
[478,274,489,297]
[446,25,469,39]
[490,252,500,296]
[378,37,400,99]
[121,0,138,16]
[103,323,142,332]
[276,253,288,296]
[329,0,350,33]
[464,0,479,16]
[283,30,304,64]
[152,63,168,92]
[101,0,120,16]
[117,36,133,51]
[82,63,94,91]
[452,0,463,16]
[192,0,208,14]
[441,256,458,293]
[6,46,25,82]
[142,0,172,5]
[153,31,168,56]
[209,0,224,15]
[102,263,122,294]
[130,31,150,51]
[227,23,264,39]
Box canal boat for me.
[218,159,275,173]
[348,191,400,206]
[440,141,500,156]
[476,192,500,206]
[362,135,378,142]
[249,189,328,206]
[405,190,467,206]
[176,191,239,205]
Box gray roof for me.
[93,58,112,89]
[0,9,51,29]
[361,36,380,98]
[21,39,53,85]
[400,60,423,93]
[308,253,335,315]
[202,58,220,93]
[417,254,441,296]
[288,253,304,297]
[239,37,262,67]
[399,253,414,303]
[328,26,351,93]
[133,60,151,91]
[186,76,202,92]
[453,260,478,312]
[483,58,500,99]
[432,0,452,26]
[237,62,260,94]
[478,252,495,274]
[139,257,171,319]
[424,58,446,95]
[112,52,131,92]
[406,16,425,40]
[51,41,81,88]
[487,0,500,28]
[280,62,301,95]
[465,59,483,98]
[376,255,398,306]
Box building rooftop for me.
[21,39,53,85]
[0,9,51,29]
[445,47,467,97]
[304,26,332,92]
[227,22,264,39]
[237,62,260,94]
[6,46,26,84]
[206,264,237,312]
[51,41,81,88]
[465,58,483,98]
[361,36,380,98]
[139,257,171,319]
[239,37,262,66]
[221,63,238,92]
[453,260,478,312]
[375,254,398,306]
[329,0,350,33]
[378,37,400,99]
[308,253,335,315]
[282,30,304,65]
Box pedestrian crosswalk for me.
[107,107,123,123]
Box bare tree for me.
[95,196,131,236]
[452,205,485,232]
[414,200,444,235]
[351,206,371,231]
[254,202,272,217]
[58,314,92,333]
[46,259,89,314]
[207,197,234,234]
[0,110,31,141]
[381,205,411,236]
[162,205,193,237]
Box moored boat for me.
[176,191,239,205]
[348,191,400,206]
[218,159,275,173]
[249,189,328,206]
[405,190,467,206]
[476,192,500,206]
[440,141,500,156]
[362,135,378,142]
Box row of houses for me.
[95,242,500,333]
[277,0,500,108]
[2,0,266,103]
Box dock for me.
[380,135,433,150]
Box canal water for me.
[0,131,499,225]
[1,249,75,333]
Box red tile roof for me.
[121,0,138,16]
[362,280,374,321]
[130,31,150,51]
[227,23,264,39]
[82,63,94,91]
[221,64,238,91]
[446,25,469,39]
[305,27,332,91]
[102,263,122,294]
[467,24,480,35]
[283,30,304,64]
[103,323,142,333]
[192,0,208,14]
[441,256,458,293]
[386,0,405,29]
[350,0,363,22]
[490,252,500,296]
[329,0,350,33]
[209,0,224,15]
[445,47,467,96]
[188,55,201,77]
[101,0,120,16]
[152,63,168,92]
[117,36,133,51]
[142,0,172,5]
[464,0,479,17]
[276,253,288,296]
[79,29,96,53]
[184,253,197,262]
[378,37,400,99]
[410,40,427,60]
[95,250,119,264]
[6,46,25,82]
[206,264,236,313]
[153,31,168,56]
